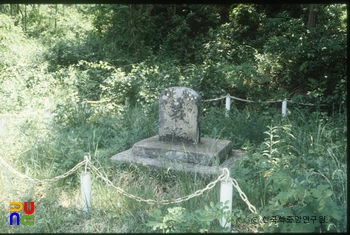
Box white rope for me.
[202,95,327,106]
[0,155,259,215]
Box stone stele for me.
[159,87,201,144]
[111,87,246,173]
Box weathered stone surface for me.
[132,135,232,166]
[159,87,201,144]
[111,147,246,175]
[110,86,248,175]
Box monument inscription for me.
[158,87,201,144]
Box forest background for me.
[0,4,347,233]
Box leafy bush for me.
[232,110,347,232]
[201,106,270,149]
[0,4,346,233]
[256,5,347,109]
[146,201,230,233]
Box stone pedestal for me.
[132,136,232,166]
[110,87,246,174]
[110,144,246,175]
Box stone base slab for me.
[131,135,232,166]
[110,145,247,175]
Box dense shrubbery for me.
[82,4,347,111]
[0,4,346,233]
[232,110,347,232]
[3,4,344,111]
[256,9,347,108]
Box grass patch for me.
[1,100,346,232]
[0,7,346,231]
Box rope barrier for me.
[0,95,326,120]
[229,95,255,103]
[0,153,263,231]
[0,156,87,184]
[230,177,264,225]
[1,154,266,229]
[1,93,323,229]
[0,156,226,205]
[0,155,250,207]
[0,155,262,228]
[202,94,327,118]
[88,162,228,205]
[202,94,327,107]
[202,96,227,102]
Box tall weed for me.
[231,109,347,232]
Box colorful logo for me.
[9,202,35,226]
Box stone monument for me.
[111,87,246,174]
[159,87,201,144]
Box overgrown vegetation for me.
[0,3,347,233]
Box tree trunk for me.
[307,4,317,30]
[55,4,58,30]
[24,4,27,32]
[129,4,135,48]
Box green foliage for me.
[229,4,263,42]
[0,4,346,233]
[256,5,347,108]
[100,60,189,107]
[0,13,54,113]
[201,106,270,148]
[146,201,230,233]
[90,4,156,65]
[89,4,226,65]
[232,111,347,232]
[157,5,222,64]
